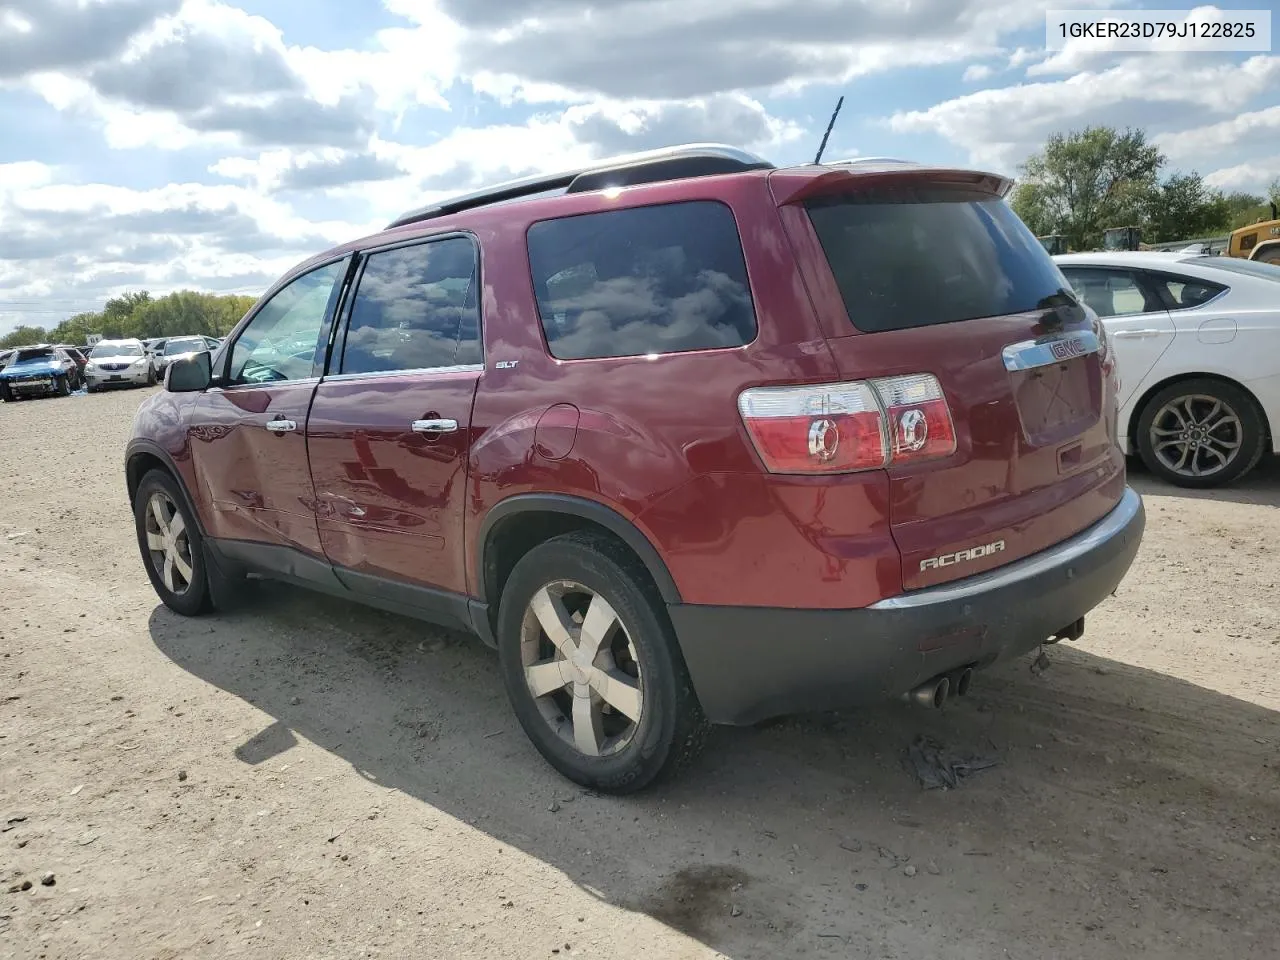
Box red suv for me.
[126,145,1145,792]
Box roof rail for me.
[386,143,774,229]
[824,156,916,166]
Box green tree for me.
[1012,126,1163,251]
[1223,191,1267,229]
[1269,177,1280,209]
[49,311,105,345]
[101,290,153,337]
[0,325,50,349]
[9,288,258,350]
[1145,172,1231,243]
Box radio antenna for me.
[814,96,844,164]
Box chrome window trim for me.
[322,363,484,384]
[208,376,321,394]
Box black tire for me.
[0,383,11,402]
[496,531,709,793]
[133,469,213,616]
[54,374,70,397]
[1135,378,1266,488]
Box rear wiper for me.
[1034,287,1080,311]
[1036,287,1084,328]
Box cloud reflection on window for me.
[529,201,757,361]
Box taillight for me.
[871,373,956,464]
[738,374,954,475]
[737,381,887,474]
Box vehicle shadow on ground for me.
[1129,455,1280,507]
[148,594,1280,959]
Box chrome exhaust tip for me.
[950,666,974,698]
[903,676,950,709]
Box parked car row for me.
[0,335,223,400]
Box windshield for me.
[806,185,1073,332]
[91,342,142,358]
[164,338,206,355]
[1191,256,1280,282]
[15,348,55,363]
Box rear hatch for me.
[777,169,1125,590]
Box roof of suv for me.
[259,143,1011,307]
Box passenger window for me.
[1060,268,1160,319]
[228,260,345,385]
[1153,274,1225,310]
[339,237,481,375]
[526,200,758,360]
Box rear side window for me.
[339,236,481,375]
[527,200,757,360]
[1149,273,1225,310]
[1059,267,1163,318]
[806,186,1071,333]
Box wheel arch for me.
[125,440,207,537]
[1127,371,1273,453]
[476,495,682,630]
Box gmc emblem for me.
[1050,337,1086,360]
[920,540,1006,571]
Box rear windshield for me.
[164,338,206,354]
[15,348,55,362]
[806,186,1072,333]
[92,342,142,357]
[1190,256,1280,282]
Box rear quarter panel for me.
[459,175,902,608]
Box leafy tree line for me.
[1011,126,1280,251]
[1,289,259,350]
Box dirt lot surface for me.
[2,386,1278,960]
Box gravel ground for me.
[2,386,1278,960]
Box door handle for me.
[264,418,297,433]
[411,418,458,434]
[1112,329,1163,339]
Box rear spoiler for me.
[768,165,1014,207]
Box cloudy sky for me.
[2,0,1277,335]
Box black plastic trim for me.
[476,494,682,605]
[333,565,474,632]
[205,538,479,636]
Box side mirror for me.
[166,351,212,392]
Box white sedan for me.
[1054,251,1279,488]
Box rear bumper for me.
[669,486,1145,725]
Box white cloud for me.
[1203,159,1280,195]
[1156,105,1280,166]
[890,54,1280,173]
[2,0,1278,336]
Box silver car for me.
[84,339,157,391]
[154,335,218,374]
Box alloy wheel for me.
[519,580,643,758]
[1149,393,1242,479]
[143,491,194,595]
